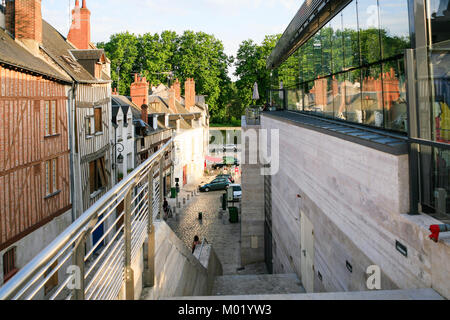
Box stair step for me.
[213,274,306,296]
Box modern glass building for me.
[268,0,449,220]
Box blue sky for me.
[42,0,300,80]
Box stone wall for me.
[262,114,450,299]
[143,222,222,299]
[240,124,265,266]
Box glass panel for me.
[310,78,328,116]
[342,1,360,69]
[383,59,408,132]
[419,146,450,219]
[298,47,304,84]
[304,82,317,113]
[51,101,56,134]
[302,38,315,82]
[358,0,381,64]
[361,65,384,127]
[430,49,450,143]
[45,161,50,195]
[427,0,450,46]
[378,0,411,59]
[52,159,57,192]
[313,34,323,76]
[334,73,347,119]
[331,12,344,73]
[321,24,333,76]
[287,89,303,111]
[45,101,49,136]
[345,70,363,124]
[328,76,339,117]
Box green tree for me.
[234,35,281,109]
[98,32,139,95]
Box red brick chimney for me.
[173,78,181,101]
[5,0,42,47]
[130,74,149,107]
[168,86,177,114]
[67,0,91,49]
[184,78,196,111]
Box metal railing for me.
[195,238,209,261]
[0,139,173,300]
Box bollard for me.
[177,201,181,209]
[183,198,186,205]
[187,194,190,201]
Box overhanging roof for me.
[267,0,351,70]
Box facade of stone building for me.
[242,0,450,299]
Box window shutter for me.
[89,161,95,193]
[97,158,107,187]
[94,108,102,133]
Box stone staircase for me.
[212,274,306,296]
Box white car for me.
[230,184,242,201]
[223,144,238,152]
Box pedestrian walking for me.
[192,235,201,253]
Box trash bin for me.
[171,187,177,199]
[229,207,239,223]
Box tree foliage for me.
[98,30,233,122]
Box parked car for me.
[216,174,235,183]
[230,184,242,201]
[212,163,228,170]
[199,178,231,192]
[223,144,238,152]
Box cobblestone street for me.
[166,174,253,275]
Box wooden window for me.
[3,247,18,284]
[85,116,93,136]
[45,100,57,136]
[44,261,58,295]
[89,157,107,194]
[45,158,59,196]
[94,107,102,133]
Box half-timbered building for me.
[0,0,73,287]
[41,1,112,215]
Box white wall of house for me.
[173,126,206,186]
[111,107,135,185]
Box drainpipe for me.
[68,83,78,223]
[429,224,450,243]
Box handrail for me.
[196,238,209,261]
[0,138,174,300]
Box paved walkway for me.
[213,274,306,296]
[166,174,245,275]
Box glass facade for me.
[416,0,450,219]
[283,0,411,133]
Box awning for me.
[205,156,223,163]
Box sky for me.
[42,0,301,80]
